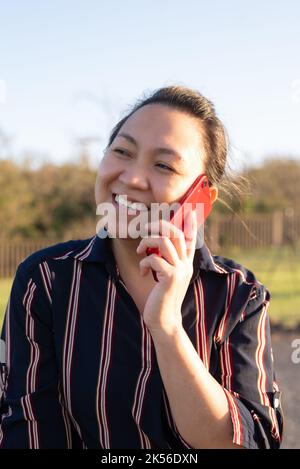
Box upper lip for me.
[113,193,150,209]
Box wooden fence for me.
[0,238,61,278]
[206,209,300,251]
[0,210,300,278]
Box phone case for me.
[146,174,212,281]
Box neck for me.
[111,236,142,273]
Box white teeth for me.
[114,194,148,212]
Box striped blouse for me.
[0,233,283,449]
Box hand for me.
[136,210,198,335]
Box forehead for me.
[119,104,203,151]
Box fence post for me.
[272,211,284,246]
[209,217,220,252]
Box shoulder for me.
[206,255,271,344]
[211,254,270,313]
[212,254,260,285]
[17,237,94,278]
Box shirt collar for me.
[68,229,231,281]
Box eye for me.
[113,148,131,157]
[156,163,175,172]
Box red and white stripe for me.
[239,311,246,322]
[226,266,257,286]
[218,274,243,445]
[193,276,210,370]
[74,236,96,261]
[96,278,116,449]
[131,318,153,449]
[24,280,40,396]
[217,278,237,392]
[255,298,281,441]
[53,237,96,262]
[22,278,40,448]
[215,273,237,345]
[251,411,260,423]
[39,261,53,305]
[269,406,281,441]
[62,259,84,441]
[58,382,73,449]
[249,287,258,301]
[255,301,269,406]
[53,251,75,260]
[223,388,243,446]
[20,394,39,448]
[211,257,229,274]
[220,336,234,391]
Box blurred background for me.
[0,0,299,448]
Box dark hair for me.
[105,85,246,200]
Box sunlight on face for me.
[95,103,206,208]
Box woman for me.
[0,85,283,449]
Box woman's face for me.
[95,103,212,236]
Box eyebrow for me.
[116,132,186,162]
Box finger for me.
[139,254,173,279]
[137,236,179,266]
[145,219,186,259]
[185,210,198,259]
[159,215,195,259]
[182,209,194,241]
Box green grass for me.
[0,245,299,329]
[0,278,13,330]
[220,245,300,328]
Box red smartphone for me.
[146,173,212,281]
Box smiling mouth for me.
[112,193,149,212]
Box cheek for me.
[101,155,124,180]
[154,180,187,204]
[168,174,201,203]
[95,158,120,203]
[95,167,109,204]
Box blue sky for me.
[0,0,300,170]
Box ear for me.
[209,186,218,204]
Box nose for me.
[118,163,149,191]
